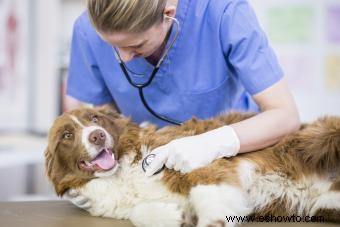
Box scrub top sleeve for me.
[67,17,114,105]
[221,0,284,95]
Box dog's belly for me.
[230,160,334,216]
[248,172,333,215]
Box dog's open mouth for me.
[79,149,117,172]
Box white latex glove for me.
[145,126,240,176]
[66,189,92,210]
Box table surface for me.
[0,201,338,227]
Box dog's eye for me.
[91,115,99,123]
[63,132,73,139]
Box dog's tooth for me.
[85,161,93,166]
[112,153,115,160]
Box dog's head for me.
[44,106,130,196]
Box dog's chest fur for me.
[78,153,186,219]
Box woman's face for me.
[99,19,171,62]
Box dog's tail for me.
[293,116,340,175]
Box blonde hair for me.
[87,0,167,33]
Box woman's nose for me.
[118,48,135,62]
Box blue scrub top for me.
[67,0,283,127]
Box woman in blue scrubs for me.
[67,0,300,175]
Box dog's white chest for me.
[79,161,183,219]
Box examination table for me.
[0,201,337,227]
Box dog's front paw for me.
[66,189,92,210]
[66,189,111,217]
[130,202,185,227]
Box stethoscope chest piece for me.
[142,154,164,175]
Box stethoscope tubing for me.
[114,17,182,125]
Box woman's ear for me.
[163,3,176,19]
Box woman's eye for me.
[63,132,73,139]
[134,45,143,50]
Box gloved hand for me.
[66,189,92,210]
[145,126,240,176]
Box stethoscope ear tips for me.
[142,153,165,175]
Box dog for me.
[45,106,340,227]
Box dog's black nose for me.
[89,129,106,146]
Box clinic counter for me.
[0,201,338,227]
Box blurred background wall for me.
[252,0,340,121]
[0,0,339,201]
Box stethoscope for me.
[113,16,182,126]
[141,153,165,175]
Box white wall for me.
[29,0,61,133]
[31,0,85,133]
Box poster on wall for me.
[0,0,29,131]
[325,55,340,90]
[326,5,340,44]
[266,5,315,44]
[325,4,340,91]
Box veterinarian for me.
[67,0,300,176]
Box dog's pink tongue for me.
[91,150,115,170]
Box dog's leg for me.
[129,202,187,227]
[189,184,252,227]
[310,191,340,223]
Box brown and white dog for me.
[45,106,340,227]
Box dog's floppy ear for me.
[45,147,56,184]
[45,146,68,196]
[44,146,88,197]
